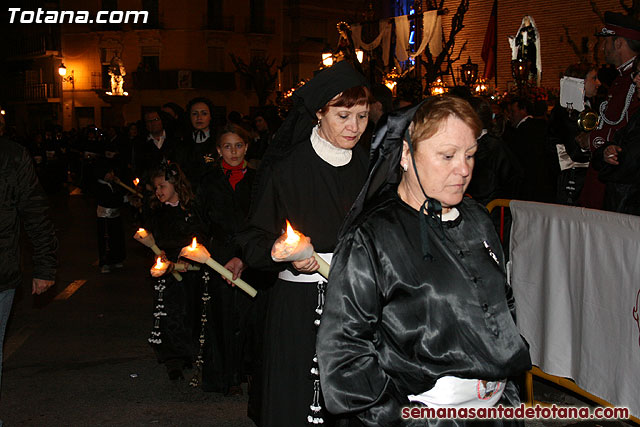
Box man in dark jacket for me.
[505,97,558,203]
[0,121,58,396]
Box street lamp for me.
[58,63,75,88]
[58,62,75,130]
[460,56,478,87]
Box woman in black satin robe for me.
[317,96,531,426]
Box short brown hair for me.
[215,123,251,147]
[409,95,482,147]
[563,63,597,79]
[317,85,374,116]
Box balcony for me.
[1,83,61,103]
[5,33,61,60]
[132,70,236,91]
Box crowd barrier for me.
[486,199,640,423]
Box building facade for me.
[0,0,632,134]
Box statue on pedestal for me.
[509,15,541,86]
[108,55,126,95]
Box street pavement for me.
[0,186,636,426]
[1,187,254,426]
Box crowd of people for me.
[3,9,640,427]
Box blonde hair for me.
[410,96,482,148]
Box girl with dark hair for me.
[143,162,204,381]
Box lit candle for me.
[114,176,143,198]
[179,238,257,298]
[134,228,183,281]
[271,220,330,279]
[150,256,170,277]
[133,177,140,186]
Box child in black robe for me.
[195,124,272,399]
[94,160,126,273]
[144,163,204,381]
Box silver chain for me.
[598,83,637,128]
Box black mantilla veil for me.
[339,98,445,260]
[249,60,369,217]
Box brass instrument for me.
[577,110,599,132]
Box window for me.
[141,46,160,72]
[207,0,223,29]
[208,47,225,72]
[142,0,159,27]
[250,0,265,32]
[141,56,159,72]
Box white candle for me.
[150,256,169,277]
[271,220,330,279]
[180,238,257,298]
[134,229,183,281]
[114,176,143,198]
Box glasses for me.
[145,117,160,123]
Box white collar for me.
[194,128,210,143]
[310,125,352,167]
[148,130,166,148]
[441,207,460,222]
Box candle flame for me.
[154,257,164,268]
[133,178,140,186]
[284,220,300,245]
[190,237,198,250]
[138,228,145,233]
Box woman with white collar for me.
[178,97,218,190]
[234,61,372,426]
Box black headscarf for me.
[339,99,445,260]
[250,61,369,216]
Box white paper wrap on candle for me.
[271,233,314,262]
[271,230,331,279]
[179,243,258,298]
[134,230,183,281]
[150,260,170,278]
